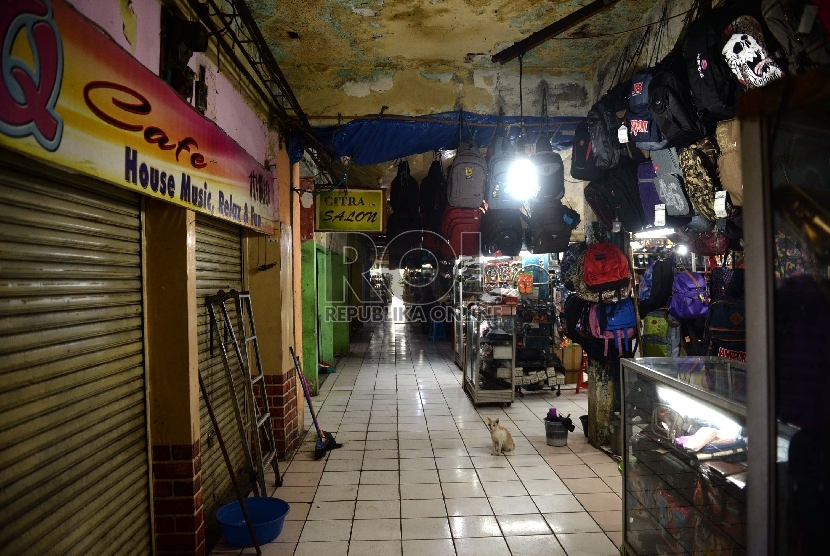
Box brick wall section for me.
[263,372,300,457]
[153,441,205,556]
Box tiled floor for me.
[210,322,623,556]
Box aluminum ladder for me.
[207,289,282,496]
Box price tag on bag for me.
[654,204,666,227]
[714,190,728,219]
[617,125,629,144]
[612,219,622,233]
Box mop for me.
[289,347,342,460]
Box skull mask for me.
[722,16,784,89]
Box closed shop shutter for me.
[0,157,151,555]
[195,214,249,544]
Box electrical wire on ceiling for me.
[550,6,694,41]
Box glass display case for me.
[453,257,483,369]
[463,305,515,406]
[741,66,830,555]
[621,357,747,556]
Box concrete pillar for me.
[587,357,615,447]
[144,199,205,556]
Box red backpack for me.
[582,243,631,293]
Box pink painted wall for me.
[65,0,273,168]
[67,0,160,74]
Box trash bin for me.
[545,420,568,447]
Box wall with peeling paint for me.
[68,0,160,73]
[250,0,668,121]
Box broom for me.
[289,347,342,460]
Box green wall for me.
[332,254,350,355]
[316,246,335,366]
[300,240,319,395]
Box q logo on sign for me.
[0,0,64,152]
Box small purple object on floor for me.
[547,408,557,420]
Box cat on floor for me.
[486,417,515,456]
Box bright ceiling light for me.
[676,245,689,256]
[505,158,538,201]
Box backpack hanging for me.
[638,256,676,315]
[420,158,446,218]
[390,160,421,221]
[589,302,636,356]
[525,199,580,254]
[703,296,746,361]
[485,134,520,209]
[627,69,669,150]
[715,119,743,205]
[605,165,648,233]
[447,141,487,208]
[570,121,608,181]
[721,15,786,91]
[761,0,830,75]
[648,49,709,148]
[642,308,682,357]
[583,242,631,293]
[584,179,617,231]
[532,141,565,202]
[682,12,739,123]
[651,147,692,216]
[441,206,481,256]
[679,136,739,221]
[481,208,523,257]
[669,270,709,319]
[587,81,646,169]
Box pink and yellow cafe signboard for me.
[0,0,277,234]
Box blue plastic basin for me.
[216,497,290,547]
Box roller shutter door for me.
[0,157,151,555]
[195,214,249,545]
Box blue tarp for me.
[290,111,584,166]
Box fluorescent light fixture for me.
[519,250,531,258]
[505,158,538,201]
[676,245,689,256]
[630,241,643,251]
[657,385,743,438]
[634,228,675,239]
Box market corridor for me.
[210,323,622,556]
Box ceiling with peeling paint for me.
[248,0,674,121]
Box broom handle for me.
[289,347,326,442]
[198,372,261,555]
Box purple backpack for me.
[669,270,709,319]
[637,161,662,225]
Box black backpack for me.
[703,295,746,360]
[606,166,648,233]
[649,49,709,148]
[638,256,676,315]
[682,13,739,123]
[390,160,420,224]
[481,208,523,257]
[570,121,608,181]
[533,139,565,201]
[526,199,580,254]
[587,84,627,169]
[563,294,593,343]
[419,160,445,219]
[584,179,617,231]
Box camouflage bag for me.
[678,136,739,221]
[570,251,625,303]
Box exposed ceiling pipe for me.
[492,0,623,65]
